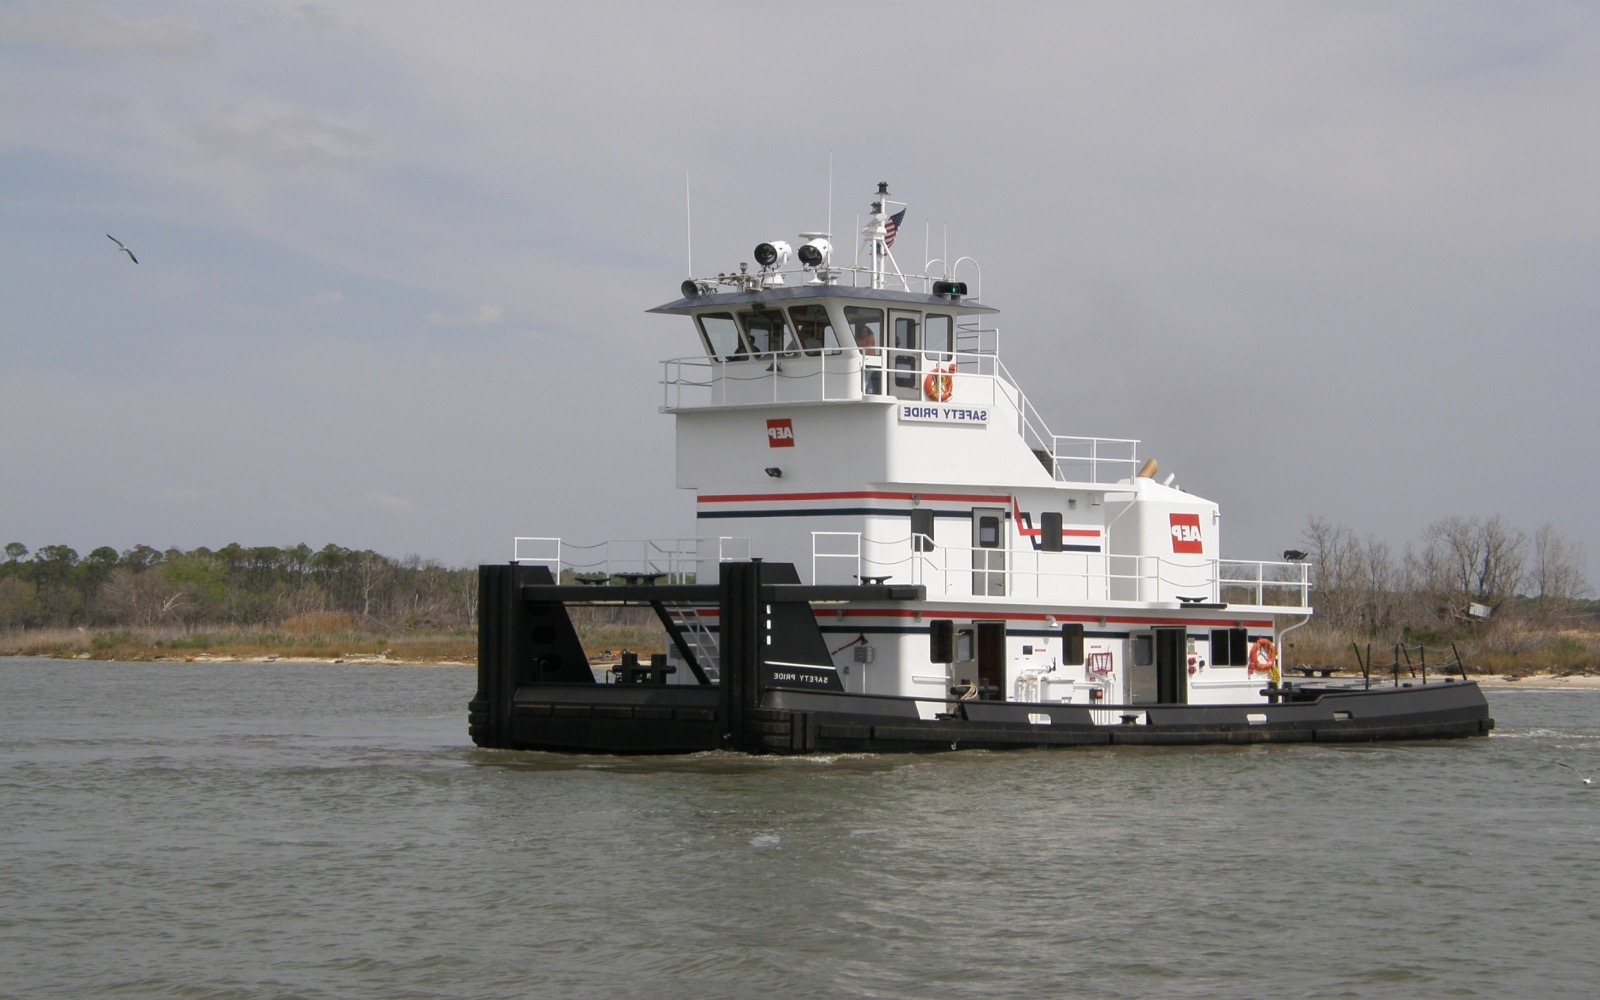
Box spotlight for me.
[1283,549,1308,561]
[764,467,783,478]
[798,237,832,268]
[753,241,791,267]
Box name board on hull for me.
[898,404,990,425]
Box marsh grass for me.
[1,609,665,665]
[1287,626,1600,678]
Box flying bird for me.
[1556,761,1598,786]
[107,234,138,264]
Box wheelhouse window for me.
[892,314,919,389]
[787,303,840,355]
[742,308,796,356]
[844,306,883,351]
[696,312,746,360]
[845,306,884,393]
[925,313,953,360]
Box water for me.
[2,658,1597,999]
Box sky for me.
[2,0,1597,585]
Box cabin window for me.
[956,628,975,662]
[891,314,919,389]
[845,306,884,393]
[925,314,953,359]
[1210,628,1249,666]
[1040,511,1063,553]
[977,513,1002,548]
[911,507,935,552]
[1133,634,1153,667]
[787,303,840,356]
[742,307,797,356]
[929,619,954,663]
[1060,622,1084,665]
[697,313,746,360]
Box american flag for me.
[884,208,905,249]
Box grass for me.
[0,615,666,665]
[1284,626,1600,678]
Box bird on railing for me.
[1556,762,1599,786]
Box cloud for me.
[0,5,213,57]
[359,492,416,515]
[159,488,220,505]
[425,304,503,327]
[302,290,343,309]
[188,102,374,173]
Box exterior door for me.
[977,621,1006,700]
[888,310,921,401]
[1129,628,1187,704]
[972,507,1006,596]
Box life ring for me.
[923,365,953,402]
[1248,637,1279,683]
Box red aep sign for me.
[766,418,795,447]
[1169,512,1203,554]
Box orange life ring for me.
[923,365,953,402]
[1248,638,1277,675]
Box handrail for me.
[662,344,1140,484]
[804,531,1312,609]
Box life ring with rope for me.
[923,364,954,402]
[1248,637,1280,684]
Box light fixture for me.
[1283,549,1308,561]
[753,241,791,268]
[798,237,832,268]
[764,467,783,478]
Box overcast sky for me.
[3,1,1597,586]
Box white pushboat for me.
[470,182,1492,753]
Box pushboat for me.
[470,182,1493,754]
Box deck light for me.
[753,241,791,267]
[798,237,832,267]
[764,467,783,478]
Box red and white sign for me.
[1169,512,1203,554]
[766,418,795,447]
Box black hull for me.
[472,680,1493,755]
[470,561,1493,755]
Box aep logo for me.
[766,418,795,447]
[1170,512,1203,554]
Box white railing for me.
[801,532,1312,610]
[511,536,751,585]
[662,344,1141,486]
[811,531,864,585]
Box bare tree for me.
[1530,523,1591,623]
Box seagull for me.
[107,234,138,264]
[1556,762,1599,786]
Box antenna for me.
[827,152,834,244]
[684,171,693,276]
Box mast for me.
[861,181,907,291]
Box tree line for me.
[2,515,1593,640]
[0,542,478,631]
[1296,515,1594,638]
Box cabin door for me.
[1130,629,1188,705]
[971,507,1007,596]
[888,310,922,401]
[948,621,1007,701]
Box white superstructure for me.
[519,182,1311,716]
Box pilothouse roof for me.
[648,282,999,317]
